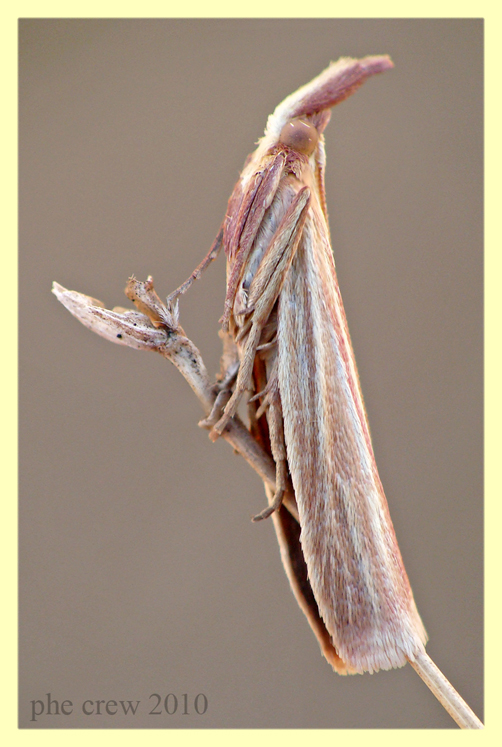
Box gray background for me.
[19,19,483,728]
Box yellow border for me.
[7,2,499,745]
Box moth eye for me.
[279,119,319,156]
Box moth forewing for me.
[217,56,427,674]
[277,205,427,673]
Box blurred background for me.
[19,19,482,728]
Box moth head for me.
[244,56,393,182]
[278,118,319,157]
[264,56,393,145]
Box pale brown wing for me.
[248,353,353,674]
[276,207,427,673]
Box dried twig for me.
[52,279,299,522]
[409,650,483,729]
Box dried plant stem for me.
[51,280,299,522]
[408,650,483,729]
[52,276,481,728]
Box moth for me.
[174,56,428,676]
[52,54,482,725]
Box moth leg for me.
[210,186,311,440]
[253,392,287,522]
[209,322,262,441]
[198,388,233,430]
[221,151,287,329]
[256,337,278,354]
[167,226,223,302]
[248,347,278,414]
[199,331,240,429]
